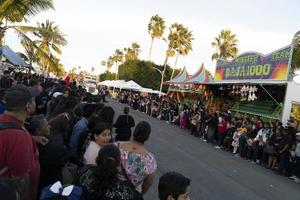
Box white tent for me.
[122,80,143,91]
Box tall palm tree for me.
[112,49,123,80]
[102,56,114,71]
[148,14,165,60]
[34,20,67,75]
[211,29,239,61]
[159,28,177,93]
[124,42,141,61]
[0,0,54,45]
[168,23,193,79]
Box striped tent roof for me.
[165,67,189,84]
[181,64,210,84]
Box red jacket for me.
[218,120,228,135]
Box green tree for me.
[211,29,239,61]
[124,42,141,61]
[168,23,193,79]
[101,56,114,71]
[148,14,165,60]
[118,60,178,92]
[20,39,38,65]
[290,31,300,80]
[34,20,67,75]
[112,49,124,80]
[0,0,54,44]
[100,70,116,81]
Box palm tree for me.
[158,27,178,93]
[102,56,114,71]
[112,49,123,80]
[168,23,193,79]
[0,0,54,45]
[48,57,65,77]
[124,42,141,61]
[34,20,67,75]
[211,29,239,61]
[20,38,38,65]
[148,14,165,60]
[290,31,300,80]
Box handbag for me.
[62,163,78,185]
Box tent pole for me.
[259,84,280,106]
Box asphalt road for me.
[106,99,300,200]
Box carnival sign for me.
[214,45,292,81]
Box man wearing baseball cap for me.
[0,84,40,200]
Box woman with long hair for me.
[79,144,143,200]
[83,122,112,165]
[114,106,135,141]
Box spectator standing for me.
[0,85,40,200]
[117,121,157,194]
[83,122,112,165]
[114,106,135,141]
[79,144,143,200]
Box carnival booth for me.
[166,65,212,102]
[211,44,300,124]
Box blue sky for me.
[5,0,300,76]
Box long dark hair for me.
[93,144,121,197]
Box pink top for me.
[118,145,157,193]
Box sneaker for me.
[215,146,221,149]
[289,175,297,180]
[235,154,240,158]
[256,160,260,165]
[251,161,255,164]
[203,139,207,142]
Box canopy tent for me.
[99,80,166,95]
[99,80,126,88]
[165,67,189,85]
[0,45,29,67]
[139,88,166,95]
[179,65,211,84]
[122,80,143,91]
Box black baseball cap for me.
[4,84,39,110]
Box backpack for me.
[0,122,24,132]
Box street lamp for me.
[154,67,165,95]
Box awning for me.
[165,67,190,84]
[0,45,29,67]
[179,64,211,84]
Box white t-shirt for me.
[83,141,101,165]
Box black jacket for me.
[114,115,135,136]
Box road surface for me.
[107,99,300,200]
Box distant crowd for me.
[0,70,191,200]
[116,90,300,183]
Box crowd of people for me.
[116,90,300,183]
[0,70,191,200]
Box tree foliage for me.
[99,70,116,81]
[212,29,239,61]
[124,42,141,61]
[118,60,180,92]
[147,14,165,60]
